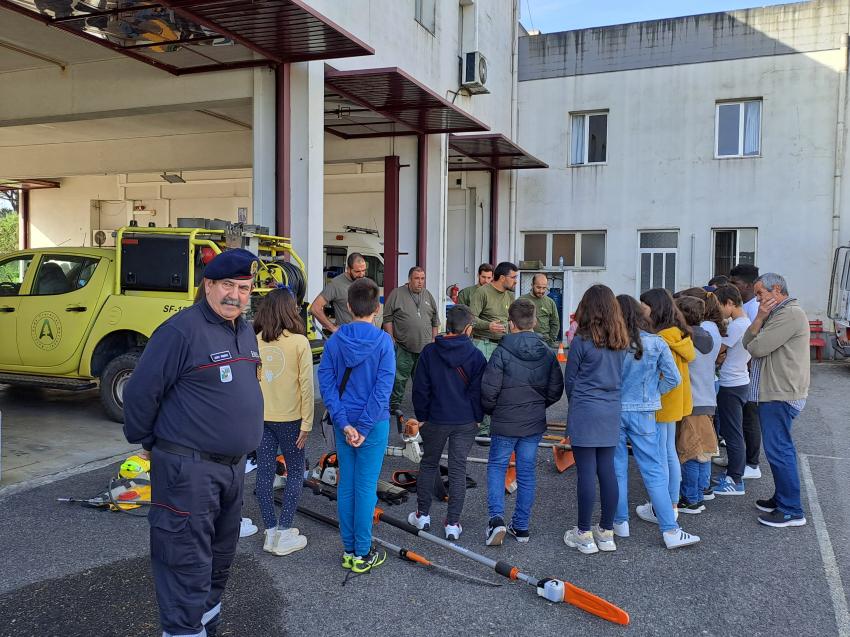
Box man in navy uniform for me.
[124,248,264,637]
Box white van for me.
[323,226,385,296]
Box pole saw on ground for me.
[372,507,630,626]
[295,504,500,587]
[292,479,500,587]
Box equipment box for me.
[121,235,190,292]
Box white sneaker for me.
[636,502,677,523]
[245,457,258,474]
[407,511,431,531]
[239,517,258,538]
[743,465,762,479]
[613,520,630,538]
[635,502,658,524]
[271,530,307,556]
[663,528,701,549]
[563,527,599,554]
[445,522,462,540]
[262,528,277,553]
[592,525,617,552]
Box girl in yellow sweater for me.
[638,288,696,523]
[253,288,314,556]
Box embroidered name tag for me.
[210,351,232,362]
[219,365,233,383]
[251,350,259,358]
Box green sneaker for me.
[351,547,387,574]
[341,551,355,570]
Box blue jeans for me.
[614,412,678,532]
[717,384,748,482]
[657,421,680,505]
[486,432,542,530]
[681,459,711,504]
[759,401,804,517]
[334,420,390,556]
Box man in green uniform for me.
[521,273,561,347]
[456,263,493,307]
[469,261,518,436]
[383,266,440,419]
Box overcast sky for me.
[519,0,801,32]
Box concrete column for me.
[384,155,401,293]
[289,61,325,301]
[253,67,276,232]
[427,133,448,318]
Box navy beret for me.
[205,248,258,281]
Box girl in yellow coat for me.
[253,288,314,556]
[638,288,696,522]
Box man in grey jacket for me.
[742,273,810,528]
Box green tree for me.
[0,211,20,255]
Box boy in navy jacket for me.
[408,304,486,540]
[481,298,564,545]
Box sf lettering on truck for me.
[163,305,183,314]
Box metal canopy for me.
[324,66,489,138]
[0,0,374,75]
[448,133,548,171]
[0,179,60,191]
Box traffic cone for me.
[557,342,567,363]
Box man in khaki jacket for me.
[742,272,810,528]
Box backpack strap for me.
[338,367,353,397]
[455,366,469,386]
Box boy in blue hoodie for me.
[318,278,395,573]
[408,304,486,540]
[481,298,564,545]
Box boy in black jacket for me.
[409,305,486,540]
[482,298,564,545]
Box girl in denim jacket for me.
[613,295,700,550]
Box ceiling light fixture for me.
[161,171,186,184]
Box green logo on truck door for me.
[31,311,62,351]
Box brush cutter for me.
[372,508,630,625]
[295,504,500,587]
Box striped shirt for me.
[747,297,806,412]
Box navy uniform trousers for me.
[150,445,245,637]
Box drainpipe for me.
[831,32,849,326]
[832,34,848,258]
[508,0,520,262]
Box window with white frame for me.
[716,100,761,158]
[638,231,678,293]
[570,112,608,165]
[523,231,606,268]
[414,0,436,33]
[713,228,757,276]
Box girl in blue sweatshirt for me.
[317,278,395,574]
[563,285,629,555]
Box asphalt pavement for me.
[2,364,850,636]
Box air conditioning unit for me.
[92,229,115,247]
[462,51,489,94]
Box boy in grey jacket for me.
[743,273,810,528]
[481,299,564,545]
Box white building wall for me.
[312,0,519,303]
[518,28,845,317]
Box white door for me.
[446,189,473,290]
